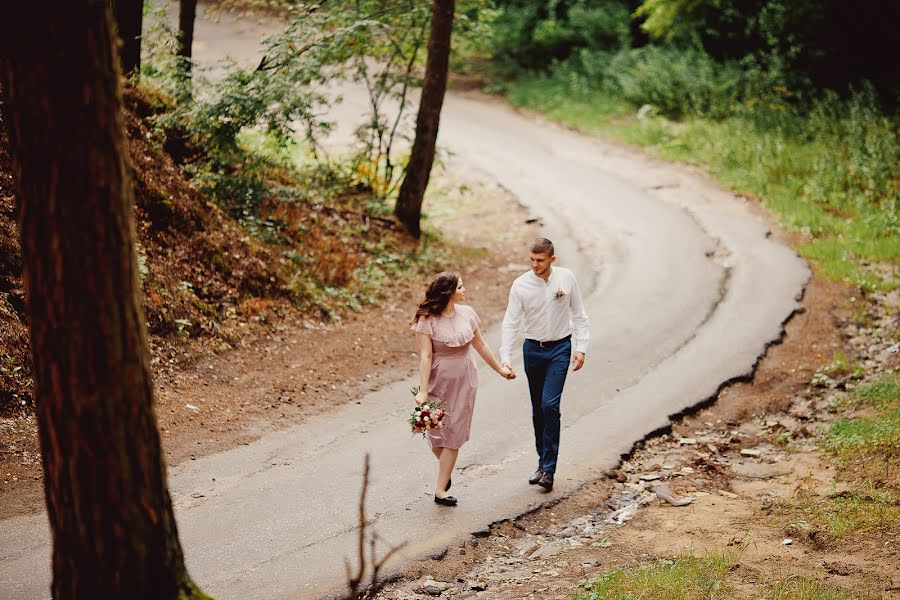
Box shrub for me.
[489,0,631,73]
[606,46,743,119]
[805,86,900,214]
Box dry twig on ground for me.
[343,454,407,599]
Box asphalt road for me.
[0,8,809,600]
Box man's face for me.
[530,252,555,278]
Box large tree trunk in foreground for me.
[0,3,206,598]
[112,0,144,77]
[394,0,455,238]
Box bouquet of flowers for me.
[408,386,447,436]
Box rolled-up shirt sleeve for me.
[569,276,590,355]
[500,283,523,365]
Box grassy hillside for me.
[505,72,899,292]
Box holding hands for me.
[499,363,516,380]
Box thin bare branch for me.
[341,453,406,600]
[384,14,428,178]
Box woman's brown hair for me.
[411,271,460,324]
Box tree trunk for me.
[112,0,143,76]
[177,0,198,100]
[394,0,455,238]
[0,3,207,599]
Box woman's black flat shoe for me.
[434,494,457,506]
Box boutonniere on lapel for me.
[553,288,566,301]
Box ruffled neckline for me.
[412,304,480,347]
[431,311,474,347]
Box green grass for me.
[505,76,900,292]
[763,575,859,600]
[846,372,900,410]
[786,487,900,538]
[824,373,900,460]
[575,552,736,600]
[773,374,900,539]
[824,404,900,456]
[574,553,862,599]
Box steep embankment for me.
[0,85,414,419]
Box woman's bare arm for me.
[415,332,433,404]
[472,327,515,379]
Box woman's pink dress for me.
[411,304,480,450]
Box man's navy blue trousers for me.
[523,336,571,474]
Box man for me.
[500,238,589,492]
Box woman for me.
[411,271,515,506]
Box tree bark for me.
[394,0,455,238]
[112,0,144,76]
[0,3,207,599]
[177,0,198,100]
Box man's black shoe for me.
[537,472,554,491]
[434,494,457,506]
[528,470,544,485]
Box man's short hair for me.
[530,237,555,256]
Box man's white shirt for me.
[500,266,590,365]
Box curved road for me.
[0,9,808,600]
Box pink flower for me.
[554,288,566,300]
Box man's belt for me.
[525,335,572,348]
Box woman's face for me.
[450,278,466,303]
